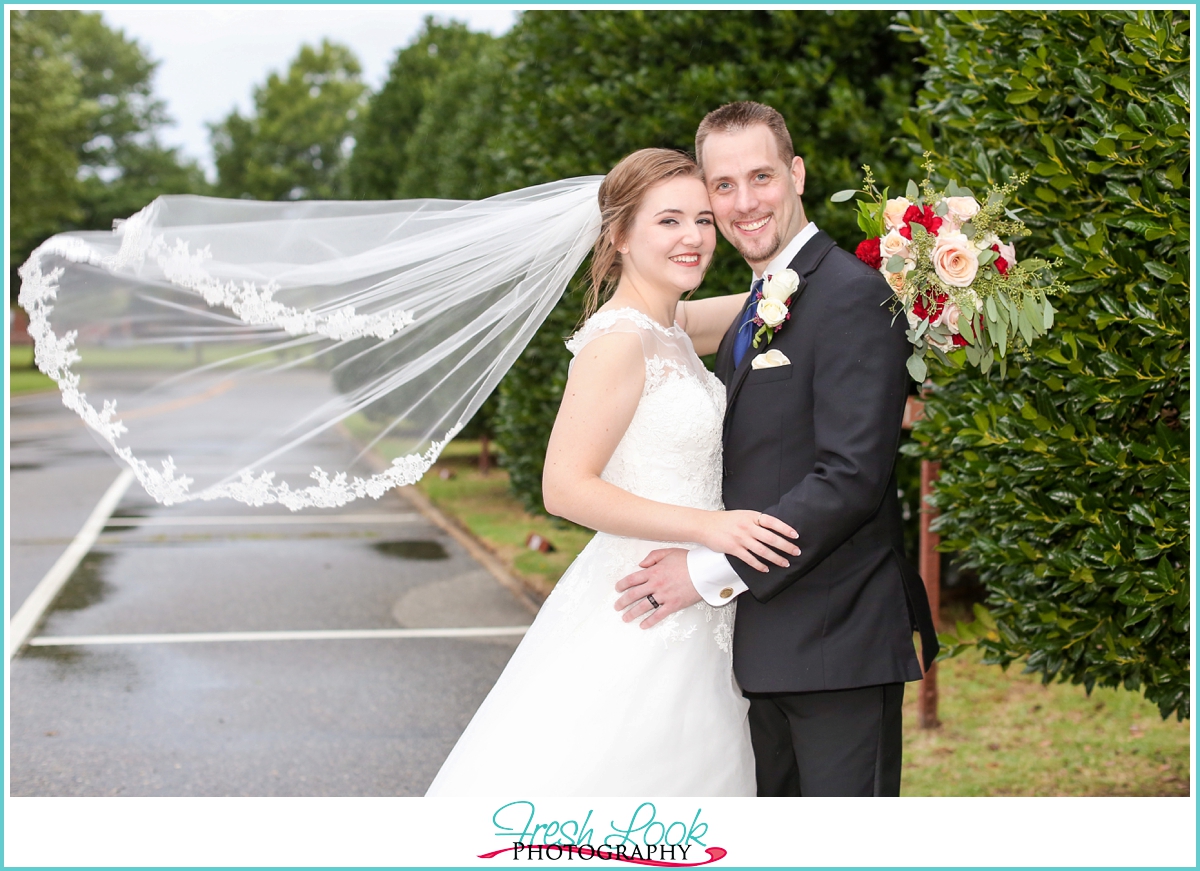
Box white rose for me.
[975,232,1000,251]
[756,296,789,328]
[879,229,911,266]
[943,196,980,230]
[761,268,800,302]
[933,231,980,287]
[883,197,911,232]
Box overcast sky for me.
[97,5,519,179]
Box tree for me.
[9,10,205,275]
[897,10,1190,719]
[489,10,923,511]
[9,12,93,268]
[348,21,508,461]
[210,40,366,200]
[348,18,496,201]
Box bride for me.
[425,149,799,796]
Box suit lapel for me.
[723,230,838,435]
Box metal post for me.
[918,458,942,729]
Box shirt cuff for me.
[687,547,749,606]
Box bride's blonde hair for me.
[585,148,703,318]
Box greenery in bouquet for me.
[833,155,1067,381]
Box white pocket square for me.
[751,349,791,369]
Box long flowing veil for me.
[18,178,603,509]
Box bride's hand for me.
[701,510,800,572]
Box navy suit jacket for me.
[716,230,938,693]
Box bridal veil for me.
[18,178,603,509]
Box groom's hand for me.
[614,548,702,629]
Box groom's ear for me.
[790,156,806,197]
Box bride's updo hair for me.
[586,148,703,317]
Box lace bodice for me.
[565,307,726,512]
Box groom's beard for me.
[724,222,783,267]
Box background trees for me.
[898,9,1190,719]
[349,19,501,201]
[9,10,205,287]
[210,40,367,200]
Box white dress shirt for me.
[688,222,819,607]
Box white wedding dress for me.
[425,308,755,796]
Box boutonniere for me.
[751,268,802,348]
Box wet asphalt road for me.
[8,389,534,796]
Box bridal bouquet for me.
[832,155,1065,381]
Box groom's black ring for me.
[646,593,661,609]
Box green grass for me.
[901,648,1190,796]
[9,344,55,395]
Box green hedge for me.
[492,9,922,511]
[898,11,1190,718]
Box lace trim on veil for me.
[18,252,458,509]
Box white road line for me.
[26,626,531,646]
[8,468,135,658]
[102,513,421,527]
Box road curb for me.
[395,484,549,614]
[339,427,549,615]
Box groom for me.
[615,101,938,796]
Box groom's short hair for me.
[695,102,796,168]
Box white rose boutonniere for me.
[752,267,802,349]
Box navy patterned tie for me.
[733,278,764,368]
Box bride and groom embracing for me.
[426,101,939,798]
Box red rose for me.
[856,237,883,270]
[911,290,947,323]
[899,204,943,240]
[952,333,968,347]
[992,244,1010,276]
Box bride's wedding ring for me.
[646,593,662,609]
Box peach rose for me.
[943,196,980,230]
[933,231,979,287]
[879,229,911,266]
[933,298,963,335]
[883,197,912,232]
[998,241,1017,266]
[889,259,915,295]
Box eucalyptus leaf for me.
[1018,308,1034,345]
[906,179,920,201]
[985,296,999,323]
[906,352,927,382]
[830,189,860,203]
[1043,297,1055,330]
[885,253,907,273]
[957,310,976,344]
